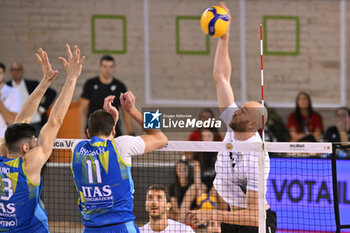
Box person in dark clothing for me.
[324,107,350,158]
[79,55,134,138]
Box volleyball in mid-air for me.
[200,6,229,38]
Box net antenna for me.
[260,24,265,142]
[258,24,267,233]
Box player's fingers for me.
[121,92,128,102]
[65,44,73,60]
[35,53,42,64]
[104,95,114,107]
[220,1,230,13]
[126,91,135,102]
[128,91,135,100]
[74,45,79,57]
[59,57,68,68]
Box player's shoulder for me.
[114,135,139,142]
[113,136,143,148]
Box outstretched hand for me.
[220,1,231,39]
[35,48,59,82]
[103,95,119,124]
[120,91,136,113]
[59,44,85,79]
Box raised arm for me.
[14,48,59,124]
[120,91,167,153]
[24,45,85,182]
[121,108,135,135]
[0,49,59,156]
[213,2,234,112]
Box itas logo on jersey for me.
[143,110,161,129]
[82,185,113,202]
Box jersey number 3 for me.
[1,178,13,201]
[86,160,102,184]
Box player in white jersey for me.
[139,185,195,233]
[188,2,276,233]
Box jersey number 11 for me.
[86,160,102,184]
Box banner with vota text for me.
[267,158,350,232]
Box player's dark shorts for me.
[221,209,277,233]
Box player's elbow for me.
[154,133,168,150]
[49,116,64,128]
[213,71,220,83]
[158,133,168,148]
[213,72,226,85]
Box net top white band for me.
[53,139,332,153]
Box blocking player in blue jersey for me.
[0,45,85,232]
[71,92,168,233]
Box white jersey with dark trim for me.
[213,103,270,208]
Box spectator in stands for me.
[79,55,134,138]
[7,62,56,136]
[0,62,21,137]
[264,104,290,142]
[139,185,195,233]
[324,107,350,158]
[188,108,222,141]
[169,160,194,221]
[324,107,350,143]
[286,92,323,142]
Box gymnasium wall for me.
[0,0,349,136]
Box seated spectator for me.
[324,107,350,158]
[188,108,222,141]
[264,104,290,142]
[169,160,194,221]
[286,92,323,142]
[0,62,21,137]
[140,184,194,233]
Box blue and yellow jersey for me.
[0,156,48,232]
[71,136,144,227]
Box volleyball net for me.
[42,139,350,233]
